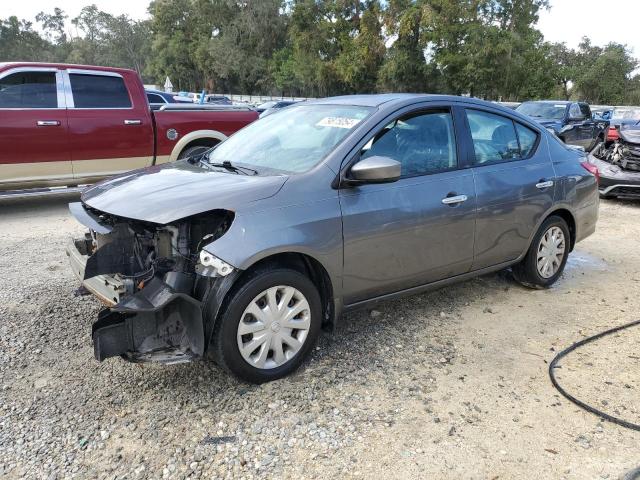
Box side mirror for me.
[348,155,401,184]
[568,115,585,122]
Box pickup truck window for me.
[569,103,583,120]
[69,73,131,109]
[579,103,591,118]
[0,71,57,109]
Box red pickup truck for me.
[0,62,258,194]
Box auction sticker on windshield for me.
[316,117,362,129]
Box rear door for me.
[64,69,154,181]
[0,67,71,189]
[462,107,555,270]
[340,105,476,304]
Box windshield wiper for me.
[209,160,258,176]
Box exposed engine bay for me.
[593,126,640,172]
[68,203,236,364]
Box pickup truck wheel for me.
[178,145,211,160]
[211,268,321,383]
[512,216,570,289]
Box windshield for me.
[208,104,372,174]
[611,107,640,121]
[516,102,567,120]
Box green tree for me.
[0,16,53,61]
[575,42,637,104]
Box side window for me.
[465,110,520,164]
[515,123,538,157]
[0,71,57,108]
[69,74,131,108]
[569,103,583,119]
[360,110,457,177]
[146,93,166,104]
[579,103,591,118]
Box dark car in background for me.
[67,94,599,383]
[256,100,299,117]
[516,100,608,151]
[206,95,233,105]
[145,89,192,110]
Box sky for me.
[3,0,640,58]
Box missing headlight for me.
[196,250,234,277]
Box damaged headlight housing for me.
[196,250,234,277]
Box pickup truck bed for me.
[0,62,258,192]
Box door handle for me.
[124,119,142,125]
[535,180,554,189]
[441,194,468,205]
[36,120,61,126]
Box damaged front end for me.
[592,125,640,197]
[66,202,235,364]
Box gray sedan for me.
[68,94,599,383]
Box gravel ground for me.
[0,195,639,479]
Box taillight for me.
[581,161,599,184]
[606,126,619,141]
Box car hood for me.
[536,119,562,129]
[619,125,640,145]
[81,160,287,224]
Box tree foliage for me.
[0,1,638,104]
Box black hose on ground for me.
[549,319,640,432]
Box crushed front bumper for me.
[66,236,205,364]
[66,236,125,306]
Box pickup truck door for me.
[64,69,154,182]
[0,67,72,189]
[578,103,595,148]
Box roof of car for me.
[0,62,137,75]
[521,100,571,105]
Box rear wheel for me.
[178,145,213,160]
[211,268,321,383]
[512,216,570,289]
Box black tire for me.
[210,268,322,383]
[512,215,570,289]
[177,145,212,160]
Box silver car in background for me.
[67,94,599,383]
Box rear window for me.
[70,74,131,108]
[0,71,57,108]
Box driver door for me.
[339,106,476,305]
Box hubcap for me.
[236,286,311,369]
[536,226,566,279]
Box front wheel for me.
[210,268,322,383]
[512,216,570,289]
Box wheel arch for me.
[547,208,576,251]
[168,130,227,162]
[522,207,576,259]
[238,251,336,331]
